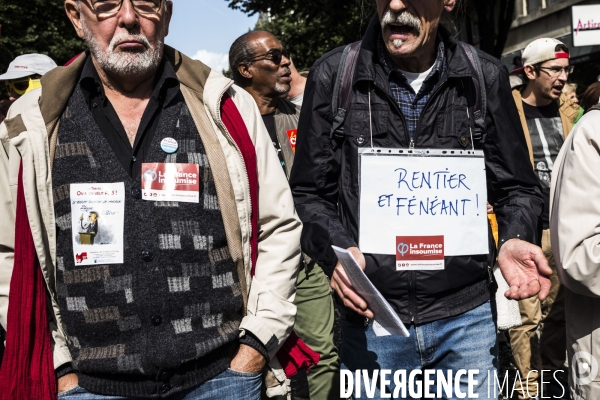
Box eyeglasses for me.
[247,48,290,66]
[537,65,574,77]
[89,0,164,18]
[5,77,41,96]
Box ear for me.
[443,0,457,13]
[524,65,537,81]
[163,1,173,37]
[65,0,85,39]
[238,63,253,80]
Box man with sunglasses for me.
[509,38,583,400]
[230,30,340,400]
[229,31,295,176]
[0,53,57,122]
[0,1,302,399]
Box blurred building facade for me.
[502,0,600,86]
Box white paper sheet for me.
[70,182,125,265]
[332,246,409,337]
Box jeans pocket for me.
[57,385,83,398]
[226,368,262,378]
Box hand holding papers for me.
[332,246,409,337]
[330,247,374,319]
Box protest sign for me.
[359,148,488,258]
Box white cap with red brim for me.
[0,54,58,81]
[511,38,569,74]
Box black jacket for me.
[289,18,543,325]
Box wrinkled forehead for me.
[247,32,282,53]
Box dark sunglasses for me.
[5,77,41,96]
[247,48,290,65]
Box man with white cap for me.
[0,54,57,123]
[509,37,582,400]
[0,53,57,101]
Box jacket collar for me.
[354,16,479,86]
[39,45,214,127]
[275,98,298,116]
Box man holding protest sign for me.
[290,0,549,398]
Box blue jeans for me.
[341,301,498,399]
[57,368,262,400]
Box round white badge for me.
[160,137,179,154]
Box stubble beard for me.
[81,17,163,78]
[274,83,290,94]
[274,67,292,94]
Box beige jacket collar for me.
[511,88,581,166]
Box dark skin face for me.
[237,31,291,115]
[375,0,456,72]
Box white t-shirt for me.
[399,64,435,94]
[290,92,304,106]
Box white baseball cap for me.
[511,38,569,74]
[0,54,57,81]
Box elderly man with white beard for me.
[0,0,303,399]
[290,0,549,398]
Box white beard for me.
[392,39,404,49]
[81,17,163,78]
[275,82,290,94]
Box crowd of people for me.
[1,0,600,400]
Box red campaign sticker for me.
[286,129,297,153]
[141,163,201,203]
[395,235,445,270]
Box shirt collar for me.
[79,56,179,105]
[377,33,446,82]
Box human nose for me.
[557,68,569,82]
[118,0,139,27]
[389,0,408,12]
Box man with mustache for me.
[0,1,302,399]
[508,38,582,400]
[230,31,340,400]
[290,0,549,398]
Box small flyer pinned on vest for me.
[396,236,445,270]
[141,163,200,203]
[70,182,125,265]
